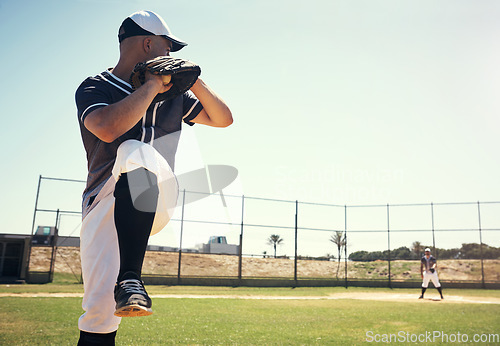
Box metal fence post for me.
[477,201,485,288]
[238,195,245,281]
[344,205,348,289]
[431,202,436,256]
[387,204,391,288]
[294,200,298,283]
[26,175,43,279]
[49,209,60,283]
[177,189,186,284]
[30,175,43,237]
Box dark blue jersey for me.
[421,255,437,271]
[75,69,203,209]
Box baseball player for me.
[75,10,232,345]
[419,248,444,299]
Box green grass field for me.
[1,279,499,345]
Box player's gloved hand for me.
[429,268,435,273]
[145,71,173,95]
[131,56,201,103]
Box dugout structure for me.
[0,234,30,283]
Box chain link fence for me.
[23,176,500,287]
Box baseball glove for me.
[130,56,201,103]
[429,268,435,273]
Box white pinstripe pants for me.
[422,270,441,288]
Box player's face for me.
[148,37,173,59]
[425,251,430,257]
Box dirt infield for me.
[1,292,499,304]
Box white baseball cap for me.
[118,10,187,52]
[425,248,431,252]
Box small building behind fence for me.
[197,236,239,255]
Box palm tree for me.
[330,231,346,262]
[267,234,284,258]
[330,231,346,278]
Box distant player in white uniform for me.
[419,248,444,299]
[75,10,232,345]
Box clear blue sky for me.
[0,0,499,257]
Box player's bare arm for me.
[189,78,233,127]
[84,75,171,143]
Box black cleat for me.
[418,295,424,299]
[114,272,153,317]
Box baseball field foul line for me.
[1,292,499,304]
